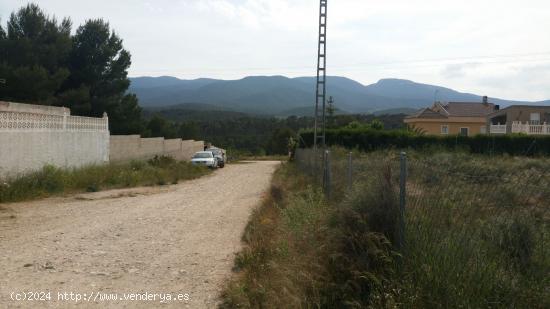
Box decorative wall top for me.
[0,110,108,132]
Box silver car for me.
[191,151,218,168]
[206,148,225,168]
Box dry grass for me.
[221,162,398,308]
[223,148,550,308]
[0,156,211,203]
[221,163,330,308]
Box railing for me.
[489,124,507,134]
[65,114,109,131]
[511,121,550,135]
[0,111,108,132]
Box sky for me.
[1,0,550,101]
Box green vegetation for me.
[300,127,550,156]
[0,3,143,134]
[394,150,550,308]
[141,113,405,156]
[221,163,331,308]
[0,156,210,203]
[0,3,408,155]
[222,149,549,308]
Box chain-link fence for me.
[294,147,550,304]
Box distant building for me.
[404,96,498,136]
[488,105,550,135]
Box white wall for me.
[0,101,206,179]
[0,131,109,179]
[0,101,110,180]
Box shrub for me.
[0,158,210,203]
[293,148,550,308]
[342,163,400,245]
[35,165,65,193]
[485,215,535,270]
[323,163,399,308]
[147,155,176,168]
[299,128,550,156]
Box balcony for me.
[489,124,507,134]
[490,121,550,135]
[512,121,550,135]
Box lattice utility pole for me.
[326,96,335,128]
[313,0,327,150]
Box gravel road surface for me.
[0,161,279,308]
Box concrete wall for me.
[0,101,110,179]
[109,135,204,162]
[0,131,109,179]
[0,101,204,179]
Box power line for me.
[129,51,550,74]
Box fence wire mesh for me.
[294,147,550,299]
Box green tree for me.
[178,122,201,140]
[0,20,5,69]
[109,94,144,134]
[0,20,5,39]
[370,119,384,130]
[0,4,144,135]
[146,115,177,138]
[0,4,71,104]
[266,127,296,155]
[345,121,365,130]
[61,18,143,133]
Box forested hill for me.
[130,76,550,116]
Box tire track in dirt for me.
[0,161,280,308]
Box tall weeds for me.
[222,162,401,308]
[325,165,399,308]
[0,156,209,203]
[223,149,550,308]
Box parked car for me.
[207,147,225,168]
[191,151,218,168]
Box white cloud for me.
[0,0,549,100]
[441,63,480,79]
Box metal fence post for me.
[313,146,318,178]
[399,152,407,249]
[347,152,353,190]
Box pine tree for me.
[0,4,71,103]
[0,4,145,134]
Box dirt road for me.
[0,161,279,308]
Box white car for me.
[191,151,218,168]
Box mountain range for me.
[129,76,550,116]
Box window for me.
[441,125,449,135]
[530,113,541,125]
[460,127,469,136]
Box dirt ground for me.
[0,161,280,308]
